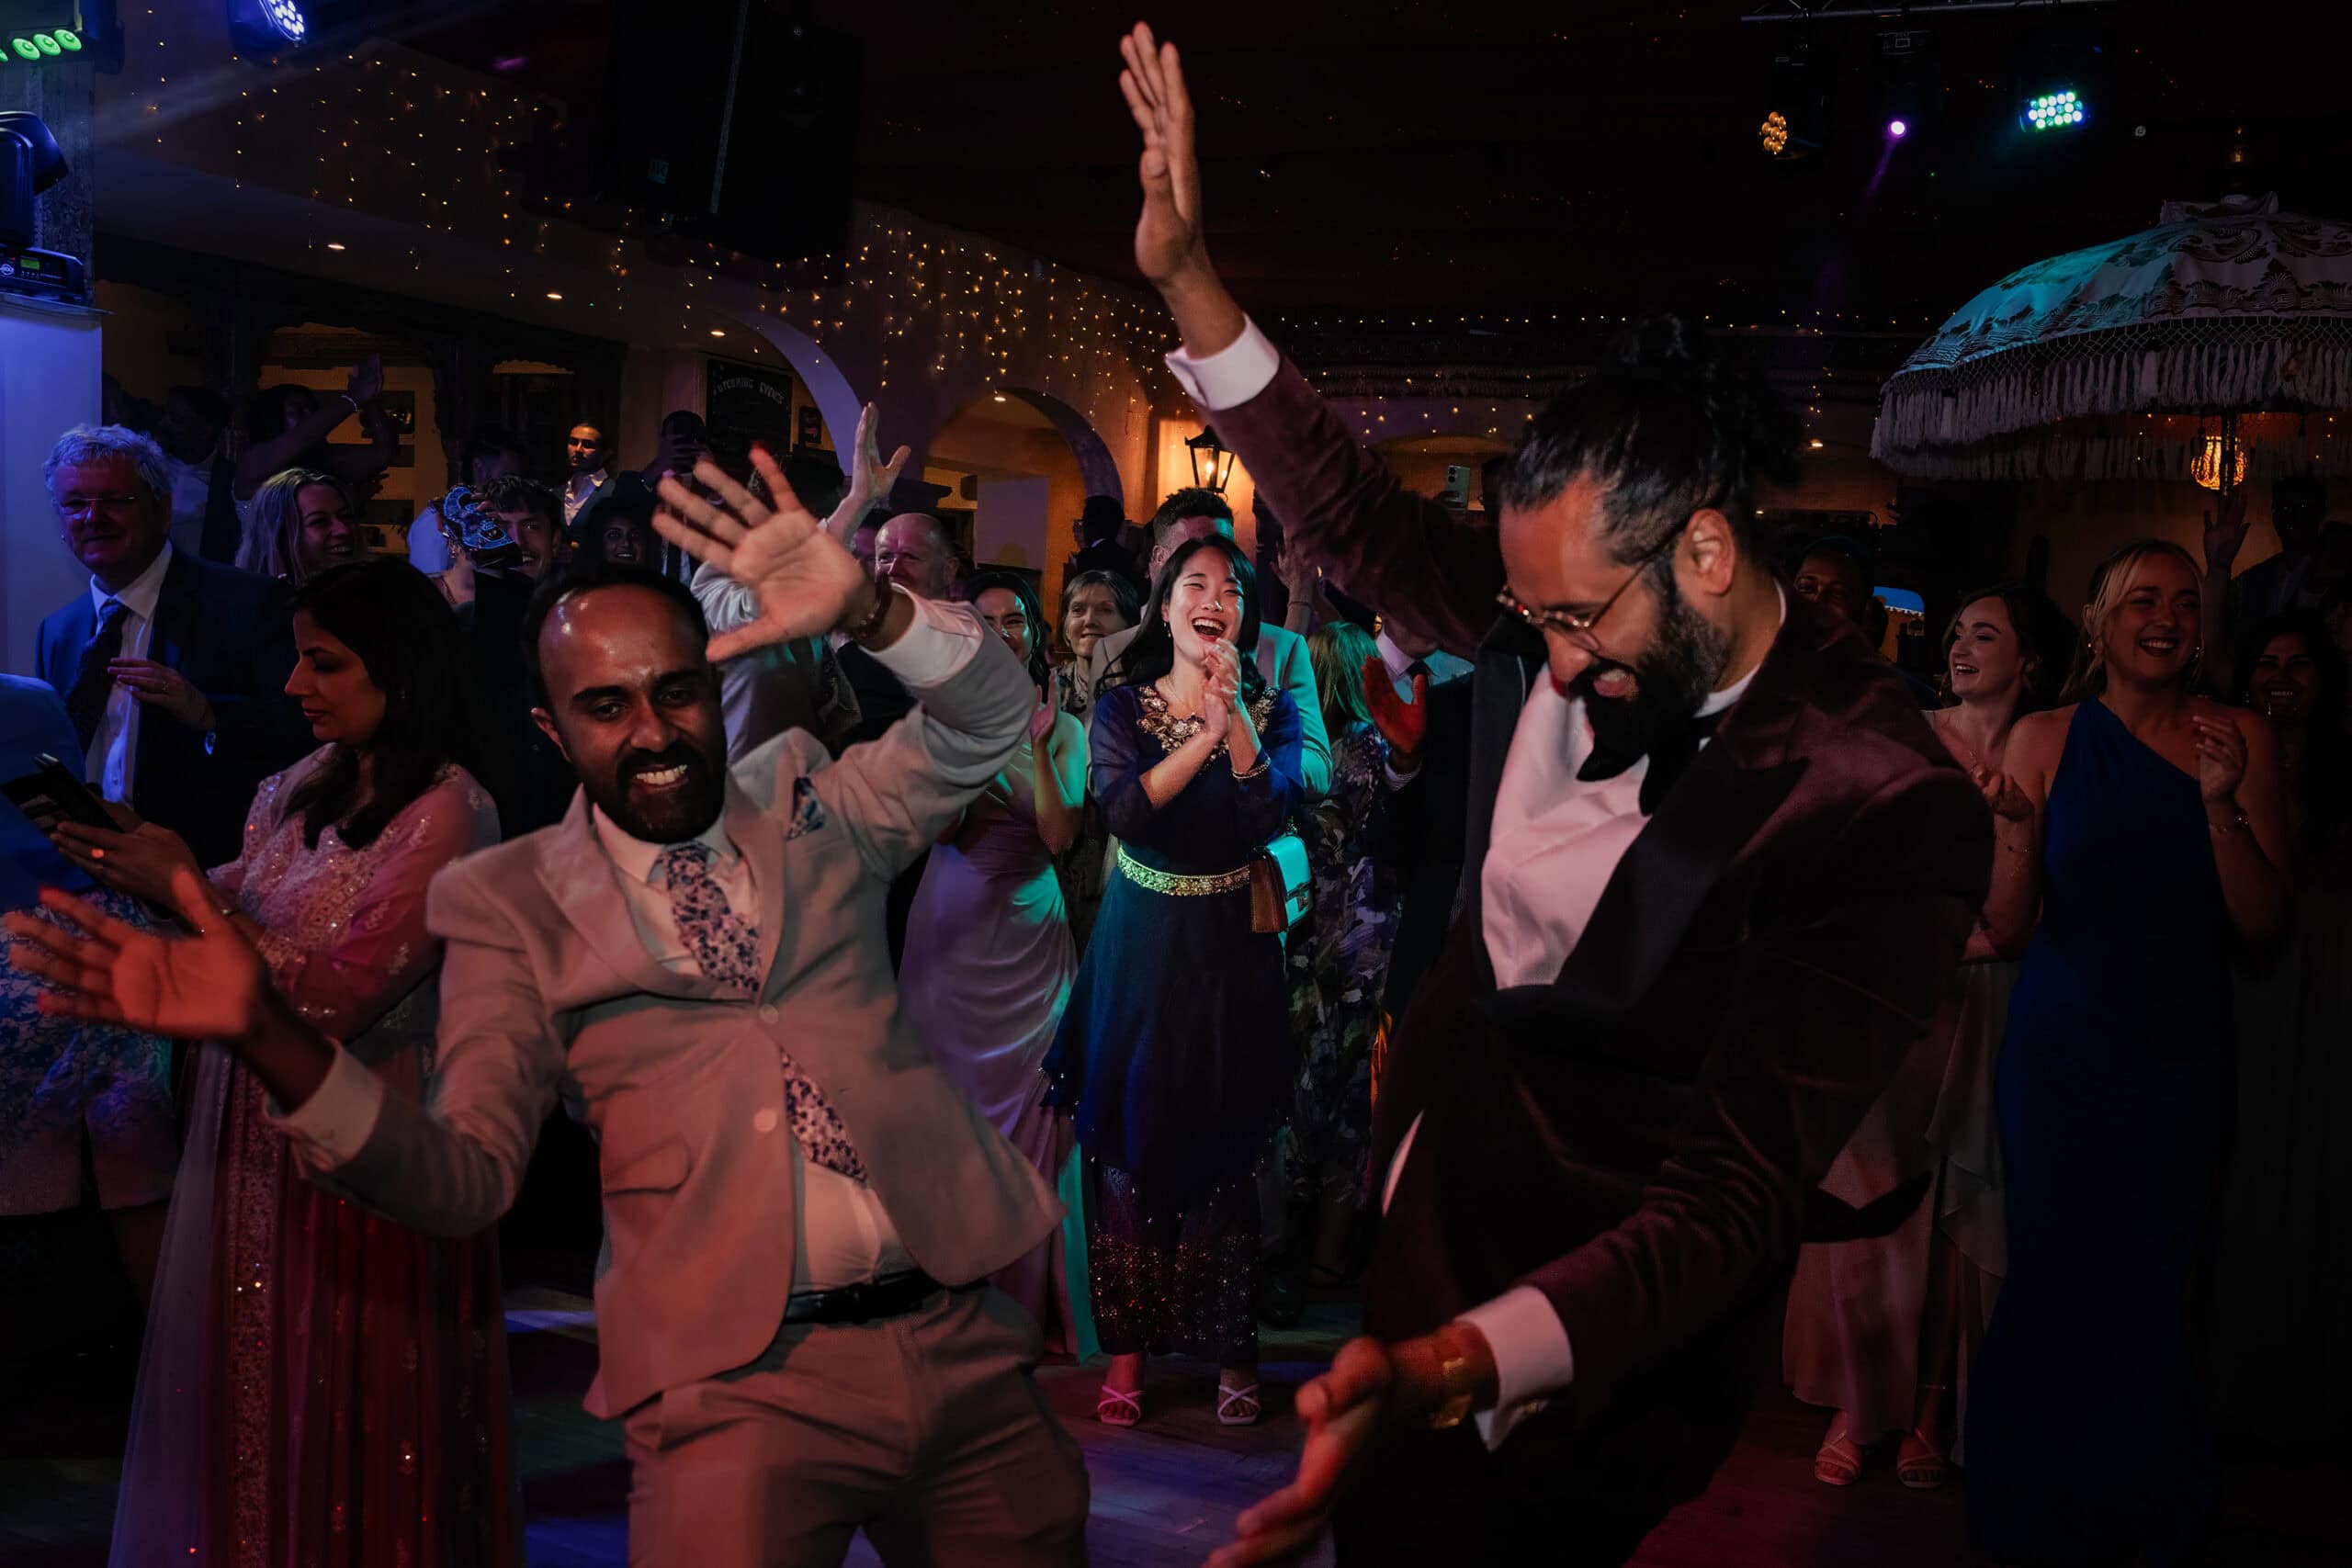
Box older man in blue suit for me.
[35,426,309,869]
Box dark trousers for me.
[1333,1424,1673,1567]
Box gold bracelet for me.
[2208,807,2249,838]
[1427,1325,1476,1431]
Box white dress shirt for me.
[564,468,611,526]
[273,592,984,1294]
[84,544,176,803]
[1171,314,1792,1447]
[1374,628,1473,694]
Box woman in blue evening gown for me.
[1968,540,2290,1565]
[1046,535,1305,1430]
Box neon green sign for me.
[6,31,85,63]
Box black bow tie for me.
[1577,705,1722,815]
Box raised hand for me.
[5,865,269,1040]
[655,448,874,662]
[826,402,913,545]
[1119,23,1208,289]
[1278,537,1317,601]
[345,353,384,407]
[2201,487,2250,573]
[1029,689,1057,744]
[1362,655,1429,758]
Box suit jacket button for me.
[758,1005,779,1023]
[753,1109,779,1134]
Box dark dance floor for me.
[2,1204,2344,1566]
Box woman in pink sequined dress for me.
[49,558,518,1567]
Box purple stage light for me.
[1886,118,1909,139]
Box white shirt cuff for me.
[1164,317,1282,412]
[1459,1285,1575,1451]
[264,1043,387,1169]
[864,591,982,689]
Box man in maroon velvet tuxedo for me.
[1109,28,1995,1568]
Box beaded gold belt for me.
[1115,844,1251,897]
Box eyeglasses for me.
[59,493,147,520]
[1494,517,1690,655]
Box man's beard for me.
[1573,570,1732,758]
[590,740,728,844]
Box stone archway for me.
[737,312,868,476]
[999,387,1125,502]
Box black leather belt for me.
[781,1269,948,1325]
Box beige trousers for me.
[622,1285,1089,1566]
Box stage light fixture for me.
[1760,109,1790,156]
[1887,118,1909,139]
[2024,90,2086,131]
[228,0,311,55]
[259,0,305,41]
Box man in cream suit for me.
[11,457,1088,1564]
[1081,487,1329,797]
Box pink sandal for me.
[1814,1414,1864,1486]
[1095,1383,1143,1427]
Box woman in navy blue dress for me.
[1046,534,1304,1429]
[1968,539,2290,1565]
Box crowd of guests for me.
[4,331,2349,1564]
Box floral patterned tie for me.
[655,841,867,1182]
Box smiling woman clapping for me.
[1043,533,1306,1431]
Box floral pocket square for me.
[786,776,828,841]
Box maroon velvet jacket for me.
[1208,354,1991,1490]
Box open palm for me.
[824,401,912,545]
[4,867,270,1039]
[1119,23,1207,287]
[655,448,870,661]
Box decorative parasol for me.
[1871,194,2352,488]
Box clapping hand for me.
[1029,690,1058,744]
[2193,711,2248,804]
[825,403,913,546]
[655,448,873,661]
[1976,769,2033,823]
[5,865,270,1042]
[1198,637,1241,739]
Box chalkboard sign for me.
[704,357,795,467]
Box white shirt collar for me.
[92,541,175,622]
[1375,629,1416,682]
[567,468,610,500]
[592,801,739,887]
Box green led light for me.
[55,29,84,51]
[10,38,41,61]
[32,31,59,54]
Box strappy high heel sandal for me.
[1814,1413,1865,1486]
[1896,1384,1952,1488]
[1095,1383,1143,1427]
[1216,1379,1262,1427]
